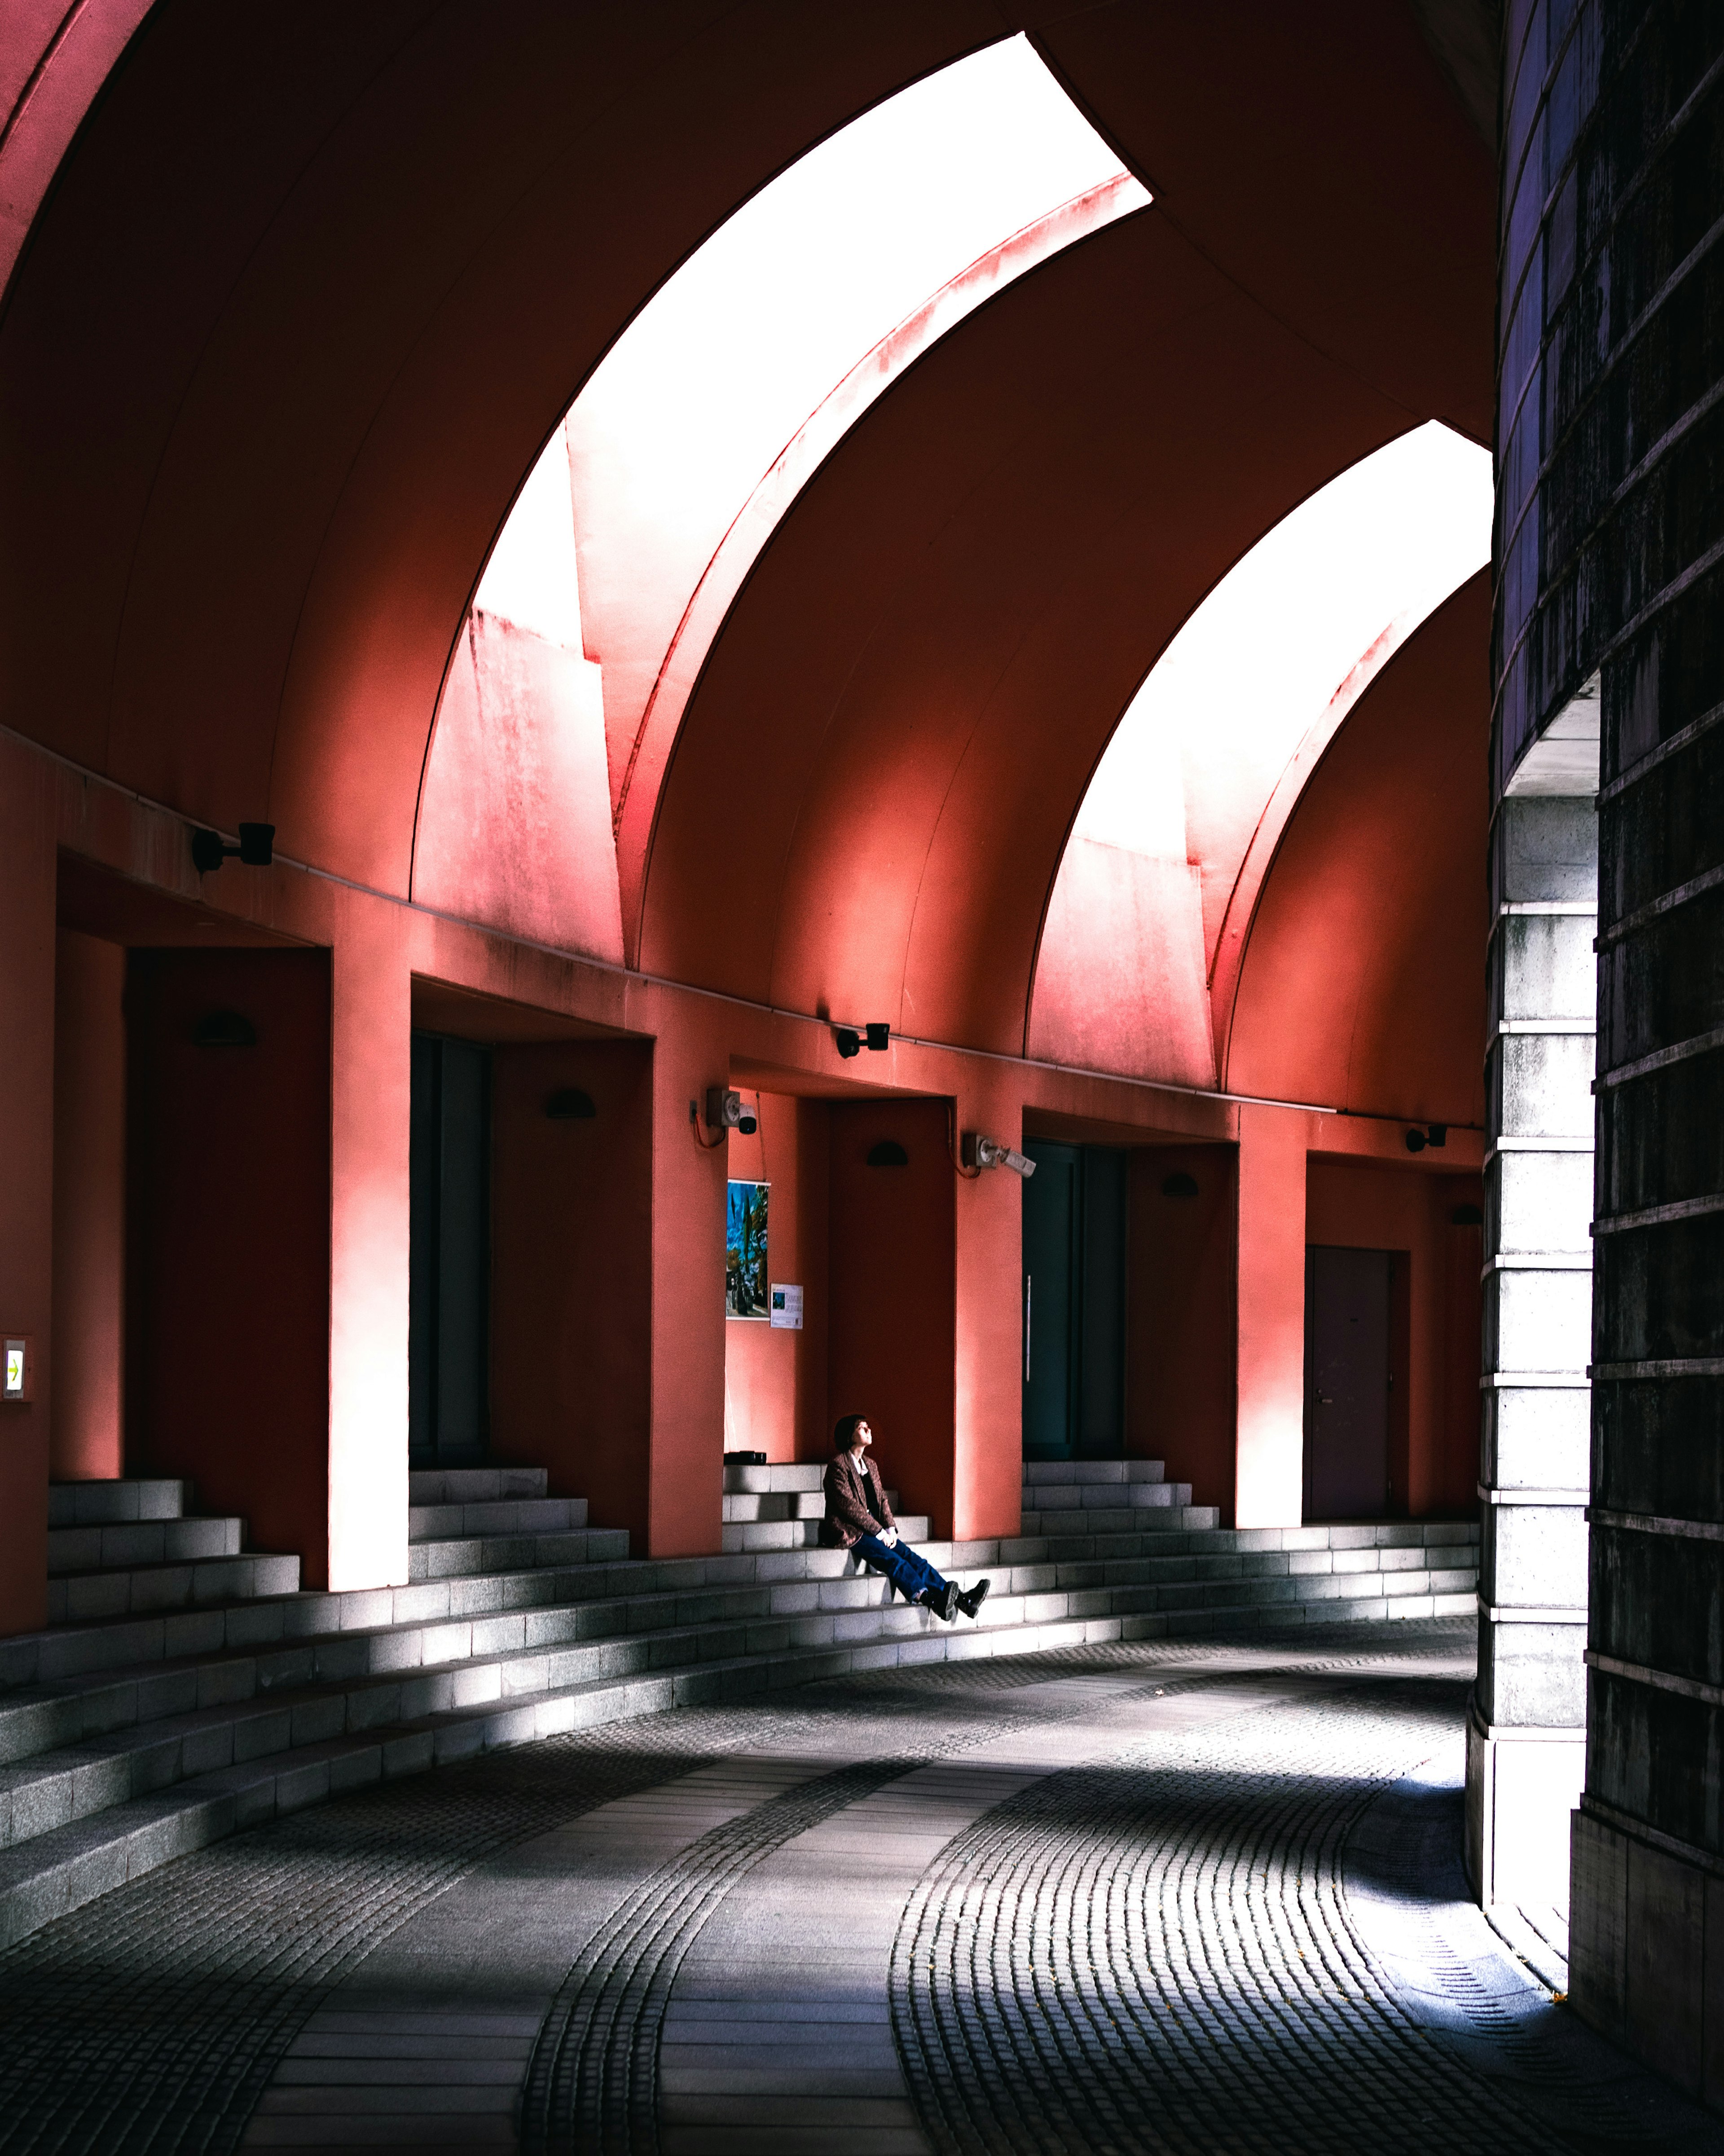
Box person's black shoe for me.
[958,1578,991,1620]
[933,1581,959,1623]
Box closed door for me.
[1022,1141,1079,1457]
[410,1033,491,1462]
[1021,1142,1127,1460]
[1304,1246,1390,1520]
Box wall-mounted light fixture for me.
[833,1022,891,1059]
[546,1087,596,1120]
[192,1010,257,1048]
[706,1087,758,1135]
[1405,1124,1448,1153]
[866,1139,909,1168]
[963,1132,1035,1177]
[1450,1203,1484,1226]
[191,823,275,874]
[1161,1172,1199,1198]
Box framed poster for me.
[726,1180,769,1318]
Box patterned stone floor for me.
[0,1618,1716,2154]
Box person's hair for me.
[833,1413,866,1452]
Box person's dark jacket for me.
[822,1450,898,1549]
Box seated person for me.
[822,1413,990,1623]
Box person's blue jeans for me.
[853,1531,948,1604]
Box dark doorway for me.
[1304,1245,1393,1520]
[1022,1140,1126,1460]
[125,947,332,1578]
[410,1033,491,1464]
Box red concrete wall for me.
[125,948,332,1579]
[51,928,126,1481]
[1224,579,1490,1124]
[1127,1144,1238,1520]
[827,1098,956,1537]
[490,1038,653,1541]
[1305,1155,1482,1518]
[413,612,622,963]
[723,1090,831,1465]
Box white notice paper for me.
[769,1283,804,1330]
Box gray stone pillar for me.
[1466,782,1596,1911]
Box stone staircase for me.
[0,1457,1477,1953]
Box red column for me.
[0,741,59,1634]
[1235,1103,1310,1528]
[646,997,727,1557]
[327,899,411,1589]
[952,1067,1023,1544]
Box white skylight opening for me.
[1073,422,1495,863]
[553,35,1149,799]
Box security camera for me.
[834,1021,890,1058]
[706,1088,758,1135]
[963,1133,1036,1177]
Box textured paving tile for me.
[5,1618,1707,2156]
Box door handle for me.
[1024,1275,1032,1383]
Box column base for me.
[1464,1696,1583,1909]
[1570,1802,1724,2106]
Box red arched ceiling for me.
[1223,570,1492,1125]
[0,0,1493,955]
[640,209,1416,1052]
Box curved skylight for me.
[557,35,1148,824]
[1072,421,1493,883]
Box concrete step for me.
[722,1464,824,1495]
[45,1552,302,1626]
[720,1515,931,1554]
[17,1525,1485,1861]
[1021,1459,1168,1485]
[409,1497,588,1541]
[1006,1518,1478,1562]
[722,1492,826,1523]
[1019,1505,1221,1536]
[406,1526,629,1582]
[47,1516,243,1575]
[1023,1481,1193,1514]
[47,1480,193,1527]
[0,1577,1477,1957]
[407,1467,549,1504]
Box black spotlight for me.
[1405,1129,1428,1153]
[866,1140,909,1168]
[835,1027,862,1059]
[865,1022,891,1051]
[1425,1124,1447,1148]
[192,821,275,874]
[1451,1203,1484,1226]
[1161,1172,1199,1198]
[545,1088,597,1120]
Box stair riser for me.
[1024,1485,1191,1512]
[407,1530,628,1582]
[409,1499,589,1539]
[1022,1460,1169,1486]
[48,1520,243,1574]
[721,1517,931,1554]
[46,1556,302,1625]
[47,1482,192,1528]
[406,1469,549,1504]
